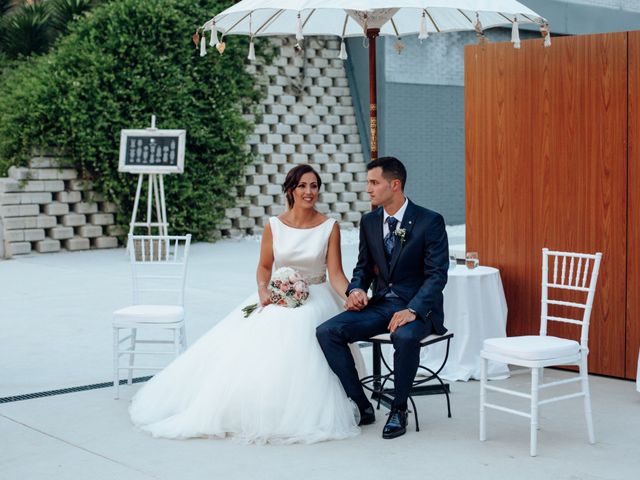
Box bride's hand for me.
[258,286,271,306]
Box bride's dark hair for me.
[282,164,322,208]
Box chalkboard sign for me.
[118,129,186,174]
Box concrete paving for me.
[2,226,639,479]
[2,370,639,480]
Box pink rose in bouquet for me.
[242,267,310,318]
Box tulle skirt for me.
[129,282,362,444]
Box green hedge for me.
[0,0,265,240]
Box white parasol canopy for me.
[200,1,549,159]
[203,1,547,41]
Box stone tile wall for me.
[218,37,370,237]
[0,37,370,254]
[0,157,120,258]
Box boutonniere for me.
[394,227,407,245]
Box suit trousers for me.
[316,297,433,411]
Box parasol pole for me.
[367,28,381,382]
[367,28,380,161]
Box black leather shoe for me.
[358,405,376,426]
[382,408,408,439]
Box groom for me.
[317,156,449,439]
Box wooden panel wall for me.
[627,32,640,380]
[465,40,536,338]
[465,33,629,378]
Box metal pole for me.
[373,341,382,397]
[367,28,380,161]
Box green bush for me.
[0,0,265,240]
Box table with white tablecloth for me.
[419,265,510,381]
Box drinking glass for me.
[466,251,479,269]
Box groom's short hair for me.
[367,156,407,190]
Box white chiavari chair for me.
[112,234,191,399]
[479,248,602,456]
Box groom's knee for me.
[390,327,421,350]
[316,318,345,345]
[315,321,334,344]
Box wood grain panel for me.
[466,33,628,377]
[533,33,627,377]
[627,31,640,380]
[465,42,535,338]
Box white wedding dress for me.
[129,217,362,444]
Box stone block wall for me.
[0,37,370,251]
[219,37,370,237]
[0,156,121,258]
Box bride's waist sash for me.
[305,274,327,285]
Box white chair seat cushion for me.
[113,305,184,324]
[483,335,580,361]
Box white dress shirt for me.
[383,197,409,239]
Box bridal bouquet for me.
[242,267,310,318]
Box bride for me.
[129,164,364,444]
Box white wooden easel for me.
[128,172,168,237]
[127,116,169,237]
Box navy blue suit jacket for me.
[347,200,449,335]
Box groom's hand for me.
[345,289,368,311]
[388,309,417,333]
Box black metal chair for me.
[360,332,454,431]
